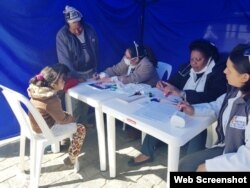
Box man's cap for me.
[63,5,82,24]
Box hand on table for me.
[99,77,112,83]
[177,101,194,116]
[162,82,181,97]
[156,80,167,91]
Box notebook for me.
[88,83,114,90]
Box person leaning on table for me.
[93,41,159,87]
[128,39,227,166]
[56,5,98,128]
[178,43,250,171]
[93,41,159,139]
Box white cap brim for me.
[67,17,81,24]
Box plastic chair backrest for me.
[0,85,54,141]
[157,61,172,80]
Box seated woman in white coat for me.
[178,43,250,171]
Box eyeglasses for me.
[179,57,204,77]
[178,64,191,77]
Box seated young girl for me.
[27,64,86,167]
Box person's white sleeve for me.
[205,115,250,171]
[205,146,250,171]
[193,93,226,118]
[99,72,108,78]
[111,76,118,82]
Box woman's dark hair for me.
[229,44,250,93]
[127,42,158,67]
[29,64,70,87]
[189,39,219,62]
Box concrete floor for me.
[0,123,169,188]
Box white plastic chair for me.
[0,84,78,188]
[156,61,172,80]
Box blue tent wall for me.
[143,0,250,73]
[0,0,250,140]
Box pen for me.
[128,91,141,97]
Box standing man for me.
[56,5,98,127]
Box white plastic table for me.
[102,97,214,187]
[65,81,123,171]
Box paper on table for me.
[170,111,186,128]
[116,83,151,95]
[133,102,176,122]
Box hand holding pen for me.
[92,72,100,80]
[162,82,181,97]
[156,80,167,91]
[177,101,194,116]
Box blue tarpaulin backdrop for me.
[0,0,250,140]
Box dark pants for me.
[71,97,90,125]
[140,130,207,159]
[178,146,224,171]
[182,129,207,155]
[59,91,94,125]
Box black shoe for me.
[127,157,154,167]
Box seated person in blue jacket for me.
[93,41,159,87]
[128,39,227,166]
[178,43,250,171]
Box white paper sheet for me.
[133,102,176,122]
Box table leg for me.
[95,108,106,171]
[167,145,180,188]
[65,93,72,114]
[107,114,116,177]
